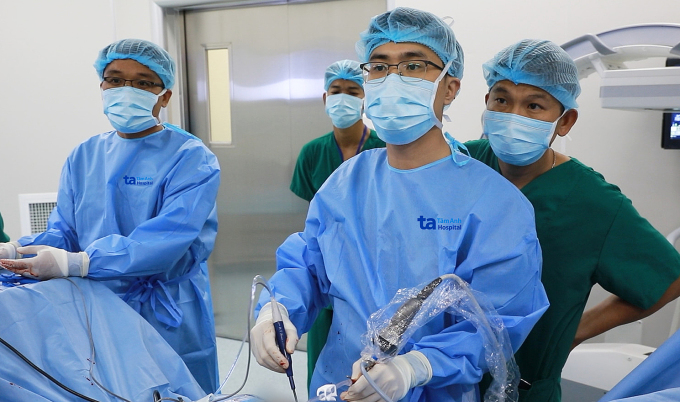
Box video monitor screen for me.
[670,113,680,140]
[662,112,680,149]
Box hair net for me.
[483,39,581,110]
[324,60,364,91]
[355,7,464,79]
[94,39,176,89]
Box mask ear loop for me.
[555,108,575,154]
[441,16,455,27]
[441,16,468,163]
[440,16,462,104]
[559,133,572,154]
[429,59,455,129]
[154,88,168,126]
[431,17,457,125]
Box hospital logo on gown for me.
[123,175,154,186]
[418,216,462,231]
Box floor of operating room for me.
[216,336,310,401]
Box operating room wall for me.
[1,0,679,348]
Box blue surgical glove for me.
[0,242,23,260]
[0,245,89,280]
[341,351,433,402]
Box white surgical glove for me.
[0,242,23,260]
[341,351,433,402]
[0,245,89,280]
[250,301,298,373]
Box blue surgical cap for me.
[94,39,176,89]
[324,60,363,91]
[483,39,581,110]
[355,7,464,79]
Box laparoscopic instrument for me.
[309,273,520,402]
[373,276,443,363]
[357,276,446,402]
[310,276,444,402]
[307,277,445,402]
[271,300,298,402]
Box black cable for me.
[0,334,101,402]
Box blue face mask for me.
[325,93,364,129]
[483,109,564,166]
[102,86,166,134]
[364,60,452,145]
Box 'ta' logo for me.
[123,175,137,185]
[418,216,436,230]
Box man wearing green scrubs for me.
[0,212,17,260]
[467,39,680,402]
[289,59,385,389]
[0,213,9,243]
[290,60,385,202]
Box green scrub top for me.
[290,129,385,202]
[0,213,9,243]
[466,139,680,402]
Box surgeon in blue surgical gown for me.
[0,39,220,394]
[249,7,549,402]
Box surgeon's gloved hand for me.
[0,245,89,280]
[250,301,298,373]
[341,351,433,402]
[0,242,23,260]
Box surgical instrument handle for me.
[271,300,298,402]
[376,277,443,357]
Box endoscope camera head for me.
[374,277,443,357]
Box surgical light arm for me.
[561,24,680,111]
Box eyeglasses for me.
[360,60,444,84]
[102,76,164,91]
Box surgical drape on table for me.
[0,277,205,402]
